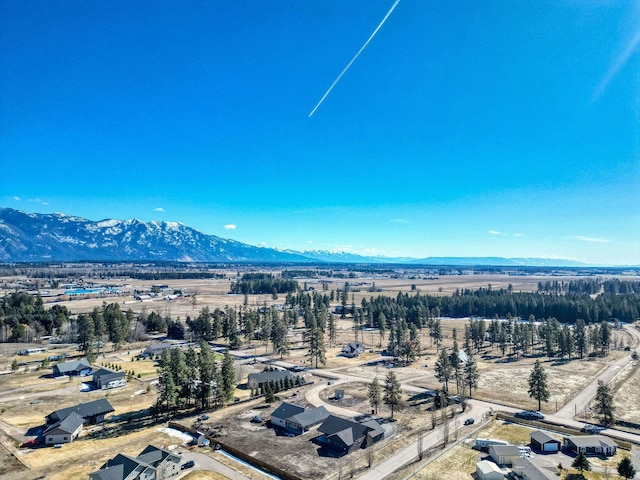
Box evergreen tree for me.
[383,371,402,418]
[617,457,636,479]
[304,326,326,368]
[528,359,550,412]
[368,377,382,415]
[463,353,480,398]
[221,350,236,404]
[435,348,453,393]
[450,340,461,393]
[197,341,216,409]
[574,319,587,359]
[572,452,591,477]
[432,319,443,351]
[594,380,615,425]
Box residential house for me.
[341,342,365,358]
[270,402,330,435]
[46,398,114,426]
[315,415,384,454]
[52,359,92,377]
[489,444,521,466]
[270,402,305,429]
[43,411,83,445]
[89,445,181,480]
[93,368,127,390]
[563,435,617,456]
[141,342,185,359]
[512,457,558,480]
[529,430,560,453]
[475,460,504,480]
[285,406,330,435]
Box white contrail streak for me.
[308,0,402,117]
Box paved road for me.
[178,449,253,480]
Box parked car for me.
[181,460,195,470]
[581,424,602,433]
[251,415,263,423]
[197,414,210,421]
[515,410,545,420]
[464,418,475,425]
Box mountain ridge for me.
[0,208,587,266]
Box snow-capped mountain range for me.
[0,208,586,266]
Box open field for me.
[607,357,640,426]
[183,472,227,480]
[5,272,625,319]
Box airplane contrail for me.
[309,0,402,117]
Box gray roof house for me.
[529,430,560,453]
[269,402,329,435]
[315,415,384,454]
[489,444,521,466]
[90,445,181,480]
[46,398,114,426]
[43,411,83,445]
[563,435,617,456]
[286,406,330,434]
[512,457,558,480]
[52,359,92,377]
[342,342,365,358]
[93,368,126,390]
[270,402,305,429]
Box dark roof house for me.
[342,342,365,358]
[315,415,384,454]
[43,411,84,445]
[90,445,181,480]
[93,368,126,389]
[46,398,114,426]
[286,406,330,434]
[529,430,560,453]
[271,402,305,422]
[52,359,92,377]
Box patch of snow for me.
[156,427,193,444]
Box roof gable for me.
[48,398,114,423]
[288,406,330,427]
[54,359,92,373]
[530,430,558,444]
[44,411,84,435]
[271,402,305,421]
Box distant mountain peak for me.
[0,207,587,266]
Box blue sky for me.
[1,0,639,265]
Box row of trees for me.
[361,282,640,327]
[229,273,298,295]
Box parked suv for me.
[515,410,544,420]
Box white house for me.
[476,460,504,480]
[43,411,83,445]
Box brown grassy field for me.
[17,273,594,319]
[183,472,228,480]
[609,357,640,426]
